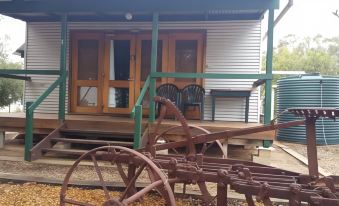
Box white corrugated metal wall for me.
[25,23,62,114]
[25,20,261,122]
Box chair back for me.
[181,84,205,104]
[156,83,180,104]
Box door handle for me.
[128,78,134,81]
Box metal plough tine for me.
[119,163,147,201]
[198,182,215,206]
[245,194,255,206]
[90,153,111,200]
[111,148,130,186]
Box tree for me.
[263,34,339,75]
[261,35,339,116]
[0,30,24,108]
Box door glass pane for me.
[77,87,97,106]
[109,40,130,81]
[78,40,99,80]
[175,40,197,83]
[141,40,162,81]
[108,87,129,108]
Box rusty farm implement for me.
[60,97,339,206]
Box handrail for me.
[131,75,150,149]
[0,69,60,75]
[28,77,62,111]
[24,76,62,161]
[150,72,272,80]
[131,75,150,118]
[0,68,61,161]
[131,72,271,149]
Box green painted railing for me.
[131,72,272,149]
[131,76,150,118]
[24,76,62,161]
[0,69,63,161]
[150,72,272,80]
[0,69,60,75]
[131,75,150,149]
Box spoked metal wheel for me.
[154,125,227,157]
[154,125,222,206]
[60,146,176,206]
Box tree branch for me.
[333,10,339,18]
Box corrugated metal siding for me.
[25,20,261,122]
[25,23,62,113]
[204,21,261,122]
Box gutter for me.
[262,0,294,41]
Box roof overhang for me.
[0,0,280,22]
[14,43,25,58]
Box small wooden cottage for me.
[0,0,278,161]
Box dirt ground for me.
[283,142,339,175]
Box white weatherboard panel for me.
[25,20,261,122]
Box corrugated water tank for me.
[277,73,339,145]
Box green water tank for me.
[277,73,339,145]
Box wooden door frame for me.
[135,34,169,100]
[102,34,136,114]
[69,31,206,115]
[168,32,204,88]
[70,32,105,113]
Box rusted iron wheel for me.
[60,146,176,206]
[154,125,227,157]
[152,96,197,158]
[152,96,227,158]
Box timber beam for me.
[0,0,279,14]
[0,74,31,81]
[151,72,272,80]
[0,69,60,75]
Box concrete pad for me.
[252,146,274,165]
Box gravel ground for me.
[0,182,191,206]
[0,160,282,205]
[0,160,119,182]
[0,182,272,206]
[283,142,339,175]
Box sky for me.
[269,0,339,42]
[0,0,339,62]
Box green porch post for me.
[264,9,274,147]
[58,14,67,122]
[148,12,159,123]
[24,101,33,161]
[133,105,142,149]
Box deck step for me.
[51,137,134,147]
[60,128,134,139]
[31,120,139,161]
[42,148,87,156]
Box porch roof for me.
[0,0,280,22]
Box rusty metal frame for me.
[61,99,339,206]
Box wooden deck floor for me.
[0,112,274,143]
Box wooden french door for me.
[102,34,136,114]
[71,33,136,114]
[71,31,204,114]
[135,34,168,111]
[71,32,104,113]
[168,33,204,88]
